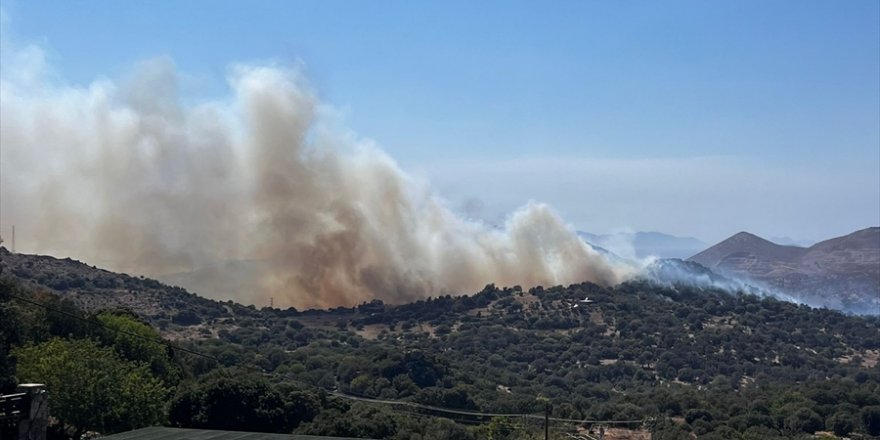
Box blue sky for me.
[2,0,879,243]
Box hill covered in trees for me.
[2,247,880,439]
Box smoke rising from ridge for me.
[1,51,634,308]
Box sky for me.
[1,0,879,244]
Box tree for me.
[281,388,323,429]
[301,404,398,439]
[169,371,290,433]
[95,312,179,384]
[414,385,477,410]
[393,416,475,440]
[13,338,168,438]
[477,417,519,440]
[0,278,22,393]
[172,310,202,325]
[861,406,880,436]
[685,408,713,424]
[783,407,823,434]
[827,411,854,437]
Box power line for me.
[7,292,324,390]
[7,292,646,427]
[7,293,222,364]
[325,390,642,425]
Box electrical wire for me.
[8,293,221,363]
[6,292,646,427]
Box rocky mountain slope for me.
[689,227,880,313]
[0,246,245,339]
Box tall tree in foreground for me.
[0,278,22,393]
[13,338,168,439]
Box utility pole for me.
[536,396,550,440]
[544,403,549,440]
[11,225,15,253]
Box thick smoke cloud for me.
[1,50,633,308]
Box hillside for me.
[0,247,251,339]
[689,232,807,267]
[689,228,880,313]
[3,246,880,438]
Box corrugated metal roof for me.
[99,427,372,440]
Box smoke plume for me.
[1,51,634,308]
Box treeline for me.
[0,278,477,439]
[3,275,880,439]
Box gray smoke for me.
[1,51,634,308]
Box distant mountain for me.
[631,232,709,259]
[578,231,707,260]
[689,227,880,313]
[689,232,807,268]
[770,236,814,247]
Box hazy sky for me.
[2,0,878,243]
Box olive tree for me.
[13,338,168,438]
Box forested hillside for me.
[2,249,880,439]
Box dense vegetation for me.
[2,267,880,439]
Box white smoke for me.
[1,41,635,307]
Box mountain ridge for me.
[688,227,880,313]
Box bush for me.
[172,310,202,326]
[827,411,854,436]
